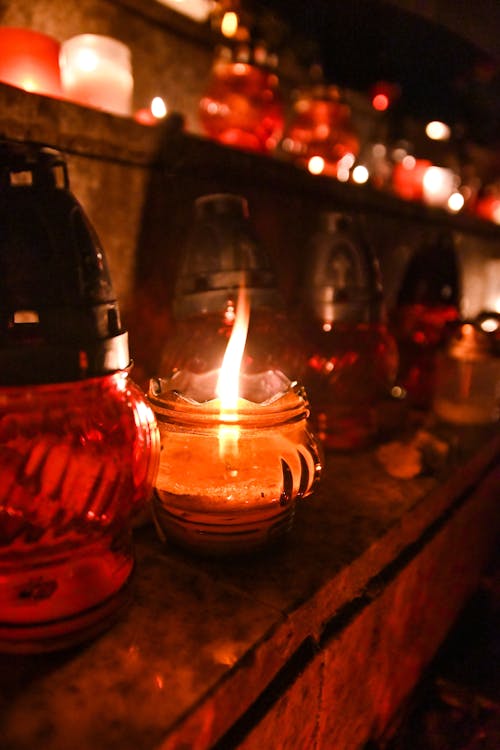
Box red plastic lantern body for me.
[0,142,159,652]
[0,27,62,98]
[0,374,158,650]
[282,85,359,176]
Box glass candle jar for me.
[0,27,62,98]
[148,370,322,556]
[433,322,500,425]
[0,372,159,652]
[199,46,284,154]
[59,34,133,116]
[301,212,399,450]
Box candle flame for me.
[216,287,249,465]
[216,286,250,416]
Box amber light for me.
[134,96,168,126]
[221,11,239,37]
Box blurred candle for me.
[392,158,431,201]
[422,166,456,208]
[60,34,133,116]
[0,27,62,97]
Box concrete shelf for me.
[0,425,498,750]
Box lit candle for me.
[59,34,133,116]
[148,294,322,555]
[0,27,62,98]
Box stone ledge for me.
[2,84,500,239]
[0,427,498,750]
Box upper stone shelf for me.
[1,81,499,239]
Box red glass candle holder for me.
[0,27,62,98]
[0,373,158,652]
[304,322,399,450]
[199,48,284,153]
[281,84,359,176]
[301,213,399,450]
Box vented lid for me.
[0,140,129,385]
[304,212,384,323]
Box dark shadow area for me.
[384,552,500,750]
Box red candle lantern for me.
[281,84,360,177]
[199,45,284,154]
[300,213,399,450]
[0,27,62,98]
[391,231,461,410]
[0,142,159,652]
[475,193,500,225]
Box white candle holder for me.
[59,34,133,117]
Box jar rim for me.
[148,370,310,427]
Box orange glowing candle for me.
[148,290,322,555]
[0,27,63,98]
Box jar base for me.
[0,540,133,653]
[152,491,295,556]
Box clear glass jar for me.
[304,322,399,450]
[433,322,500,424]
[391,231,460,410]
[0,27,63,98]
[0,372,159,652]
[148,371,322,556]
